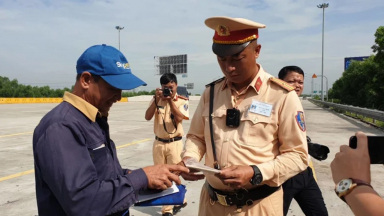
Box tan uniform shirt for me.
[182,64,308,191]
[150,93,190,139]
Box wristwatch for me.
[250,165,263,185]
[335,178,372,202]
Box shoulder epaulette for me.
[178,95,189,101]
[269,77,295,91]
[205,77,225,88]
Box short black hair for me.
[160,73,177,85]
[278,66,305,80]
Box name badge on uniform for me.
[249,100,273,117]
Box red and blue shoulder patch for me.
[295,111,306,132]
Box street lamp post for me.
[319,75,328,100]
[317,3,329,101]
[314,75,329,100]
[115,26,124,50]
[325,76,328,100]
[311,77,313,98]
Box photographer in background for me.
[331,131,384,216]
[145,73,189,216]
[278,66,329,216]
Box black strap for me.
[154,96,177,134]
[209,83,220,170]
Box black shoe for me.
[162,213,173,216]
[173,202,187,215]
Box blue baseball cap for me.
[76,44,147,90]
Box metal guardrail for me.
[308,98,384,122]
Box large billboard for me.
[155,54,187,75]
[184,83,194,89]
[344,56,369,70]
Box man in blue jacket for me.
[32,44,188,216]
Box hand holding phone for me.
[349,135,384,164]
[331,131,371,185]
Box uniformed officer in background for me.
[145,73,189,216]
[179,17,309,216]
[279,66,328,216]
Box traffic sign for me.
[312,74,317,78]
[344,56,369,70]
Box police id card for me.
[249,100,273,117]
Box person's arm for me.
[34,122,148,216]
[344,186,384,216]
[179,90,207,181]
[257,91,308,186]
[168,99,188,124]
[122,169,131,175]
[182,89,208,162]
[145,98,157,121]
[331,131,384,216]
[145,88,163,121]
[178,100,190,121]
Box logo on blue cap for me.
[116,62,130,69]
[76,44,146,90]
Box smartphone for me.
[349,136,384,164]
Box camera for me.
[226,108,240,128]
[163,87,172,97]
[307,136,330,161]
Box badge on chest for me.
[248,100,273,117]
[226,100,273,128]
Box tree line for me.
[328,26,384,110]
[0,76,73,98]
[0,76,155,98]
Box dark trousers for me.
[282,167,328,216]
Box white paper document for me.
[137,182,179,203]
[184,159,221,175]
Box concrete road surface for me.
[0,100,383,216]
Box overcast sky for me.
[1,0,383,95]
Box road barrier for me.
[308,98,384,122]
[0,97,128,104]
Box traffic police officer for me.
[179,17,309,216]
[145,73,189,216]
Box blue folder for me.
[134,184,187,206]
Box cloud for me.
[0,0,383,95]
[330,0,384,14]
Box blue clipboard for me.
[134,184,187,207]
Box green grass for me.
[344,112,384,128]
[309,100,384,129]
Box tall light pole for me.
[115,26,124,50]
[316,75,328,100]
[317,3,329,101]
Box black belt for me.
[155,136,182,143]
[206,182,280,208]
